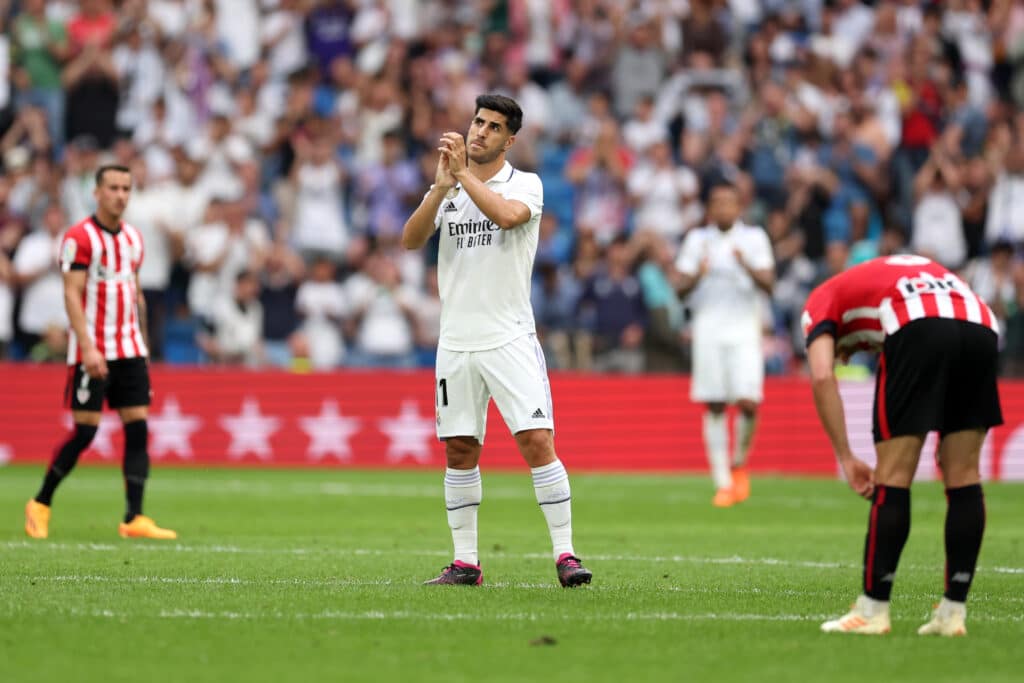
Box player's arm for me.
[674,233,707,298]
[735,255,774,294]
[807,333,874,499]
[64,269,108,379]
[402,153,453,250]
[675,271,700,298]
[734,236,774,294]
[441,133,531,230]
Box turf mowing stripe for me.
[14,575,1024,603]
[33,608,1024,624]
[5,540,1023,574]
[5,477,913,510]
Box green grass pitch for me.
[1,465,1021,682]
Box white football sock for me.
[733,412,757,468]
[703,412,732,490]
[444,467,481,566]
[531,459,574,560]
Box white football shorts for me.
[691,335,764,403]
[435,333,554,443]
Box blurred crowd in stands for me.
[2,0,1024,375]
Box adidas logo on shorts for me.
[532,408,546,419]
[444,201,458,212]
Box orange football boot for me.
[25,499,51,539]
[731,466,750,503]
[712,488,735,507]
[118,515,178,540]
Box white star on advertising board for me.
[378,400,437,464]
[219,397,281,461]
[299,399,362,462]
[148,395,203,459]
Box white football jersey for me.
[675,222,774,342]
[434,161,543,351]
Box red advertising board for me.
[1,364,1022,480]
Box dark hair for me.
[475,94,523,134]
[708,179,740,195]
[95,164,131,187]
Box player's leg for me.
[919,321,1001,635]
[486,335,591,587]
[513,427,591,587]
[110,359,176,539]
[824,320,947,634]
[729,340,764,503]
[692,335,732,505]
[917,429,986,636]
[426,348,488,585]
[822,434,923,635]
[26,366,104,539]
[866,435,925,597]
[730,400,757,503]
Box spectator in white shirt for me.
[199,269,264,367]
[13,204,67,348]
[261,0,308,80]
[985,141,1024,247]
[186,197,270,323]
[343,250,419,368]
[215,0,261,71]
[627,139,702,245]
[295,256,347,369]
[962,239,1019,335]
[287,133,349,261]
[911,146,967,268]
[622,95,668,155]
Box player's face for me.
[709,187,740,228]
[467,109,513,164]
[94,170,132,219]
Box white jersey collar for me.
[714,220,743,233]
[483,161,515,185]
[452,162,515,192]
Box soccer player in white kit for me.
[675,183,774,507]
[401,94,592,587]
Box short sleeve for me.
[60,228,91,272]
[802,286,839,348]
[503,172,543,221]
[675,230,701,276]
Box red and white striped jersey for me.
[802,255,999,354]
[59,215,148,364]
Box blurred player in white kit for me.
[675,182,774,507]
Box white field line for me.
[16,575,1024,603]
[18,478,863,510]
[25,575,394,587]
[47,608,1024,624]
[30,476,998,512]
[4,540,1024,575]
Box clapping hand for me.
[439,132,468,177]
[434,149,455,191]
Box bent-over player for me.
[805,255,1001,635]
